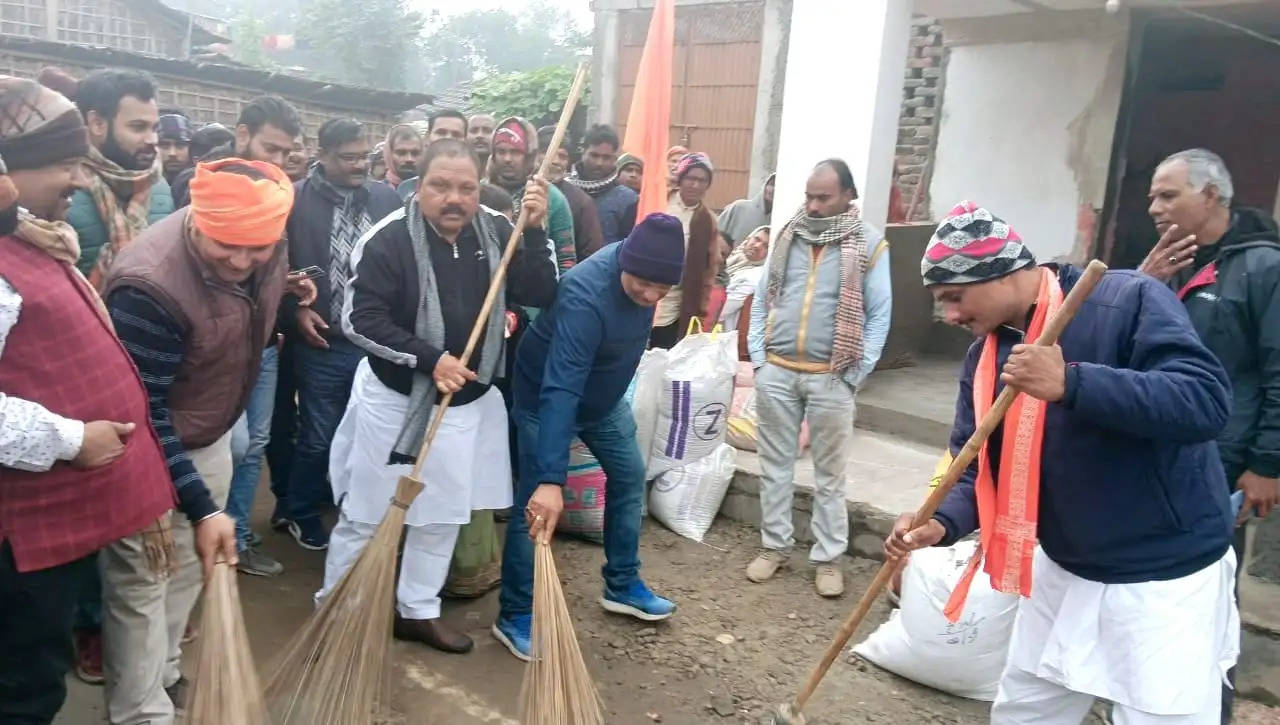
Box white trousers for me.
[991,548,1237,725]
[101,432,232,725]
[992,666,1218,724]
[315,507,460,620]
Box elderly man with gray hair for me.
[1142,147,1280,724]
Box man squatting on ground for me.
[885,201,1240,724]
[494,212,689,660]
[322,139,557,654]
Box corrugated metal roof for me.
[0,35,433,112]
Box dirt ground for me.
[60,514,1279,724]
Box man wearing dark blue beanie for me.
[494,213,685,660]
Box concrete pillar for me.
[748,0,791,192]
[592,9,622,126]
[769,0,912,232]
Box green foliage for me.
[297,0,425,90]
[228,13,273,69]
[418,0,589,90]
[470,65,589,127]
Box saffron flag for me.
[622,0,675,220]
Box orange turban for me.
[189,158,294,246]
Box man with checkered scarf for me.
[744,159,892,598]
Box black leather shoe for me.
[393,616,474,654]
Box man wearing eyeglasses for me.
[278,118,402,553]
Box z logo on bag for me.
[694,402,727,441]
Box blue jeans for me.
[286,338,363,523]
[498,400,646,618]
[227,345,279,549]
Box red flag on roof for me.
[622,0,675,221]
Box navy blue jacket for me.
[514,242,653,485]
[934,264,1233,584]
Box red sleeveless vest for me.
[0,235,175,572]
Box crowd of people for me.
[0,61,1275,725]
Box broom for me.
[518,540,605,725]
[186,560,268,725]
[768,260,1110,725]
[263,60,590,725]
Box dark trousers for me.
[286,338,364,522]
[499,400,646,618]
[0,542,97,724]
[648,320,681,350]
[268,339,298,509]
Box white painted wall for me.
[929,35,1125,261]
[770,0,911,234]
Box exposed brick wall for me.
[896,17,944,222]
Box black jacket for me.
[1175,207,1280,484]
[343,205,557,401]
[280,169,402,335]
[170,142,235,209]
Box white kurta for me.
[993,546,1239,722]
[329,359,513,527]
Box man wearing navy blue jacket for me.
[493,213,686,661]
[885,202,1239,724]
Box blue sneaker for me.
[600,581,676,622]
[492,614,532,662]
[288,517,329,551]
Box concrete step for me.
[855,358,960,448]
[718,428,942,561]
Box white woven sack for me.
[852,541,1019,701]
[649,444,736,542]
[625,348,668,474]
[646,328,737,479]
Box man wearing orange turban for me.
[96,158,311,723]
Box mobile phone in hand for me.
[289,265,326,280]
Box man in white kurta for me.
[885,202,1240,724]
[318,139,557,653]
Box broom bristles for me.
[519,540,605,725]
[264,475,423,725]
[187,561,268,725]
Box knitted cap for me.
[675,152,713,183]
[0,75,90,171]
[619,212,686,286]
[157,113,192,143]
[617,152,643,172]
[921,201,1035,286]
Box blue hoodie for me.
[934,264,1233,584]
[513,242,654,485]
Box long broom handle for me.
[408,61,590,482]
[790,259,1108,715]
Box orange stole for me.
[943,267,1062,622]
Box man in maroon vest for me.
[0,77,177,724]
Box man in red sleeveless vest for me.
[0,77,176,724]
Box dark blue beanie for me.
[618,212,685,285]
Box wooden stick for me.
[408,60,590,482]
[788,259,1109,716]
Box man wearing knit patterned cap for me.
[884,201,1241,723]
[101,159,311,723]
[0,75,177,724]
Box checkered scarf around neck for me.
[765,204,868,376]
[85,144,161,290]
[565,162,619,197]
